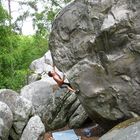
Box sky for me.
[2,0,37,35]
[2,0,67,35]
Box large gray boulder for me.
[99,117,140,140]
[0,89,33,140]
[20,115,45,140]
[20,81,54,117]
[0,101,13,140]
[49,0,140,126]
[20,80,88,130]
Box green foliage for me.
[0,4,11,53]
[0,4,9,23]
[0,0,72,90]
[47,10,56,21]
[0,34,48,91]
[64,0,72,3]
[0,3,48,91]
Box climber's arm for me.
[62,74,65,81]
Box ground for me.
[44,124,103,140]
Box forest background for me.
[0,0,71,91]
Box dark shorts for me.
[60,82,72,89]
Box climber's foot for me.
[48,137,54,140]
[75,89,80,94]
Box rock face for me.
[49,0,140,126]
[21,80,88,130]
[0,89,33,140]
[21,50,88,130]
[0,101,13,140]
[99,117,140,140]
[20,115,45,140]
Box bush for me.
[0,34,48,91]
[0,4,48,91]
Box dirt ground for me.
[44,125,103,140]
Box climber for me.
[48,64,78,93]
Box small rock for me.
[20,115,45,140]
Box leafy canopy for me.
[0,0,71,90]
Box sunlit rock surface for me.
[0,89,33,140]
[99,117,140,140]
[21,115,45,140]
[0,101,13,140]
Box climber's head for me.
[48,71,53,77]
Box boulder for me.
[20,80,88,130]
[20,81,54,118]
[0,101,13,140]
[0,89,33,140]
[20,115,45,140]
[26,50,88,130]
[49,0,140,127]
[99,117,140,140]
[43,89,88,130]
[28,73,42,84]
[68,103,88,128]
[29,50,53,74]
[28,50,65,83]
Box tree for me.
[0,0,72,90]
[17,0,64,37]
[12,0,71,37]
[7,0,11,26]
[0,3,48,90]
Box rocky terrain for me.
[50,0,140,129]
[0,0,140,139]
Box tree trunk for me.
[8,0,12,26]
